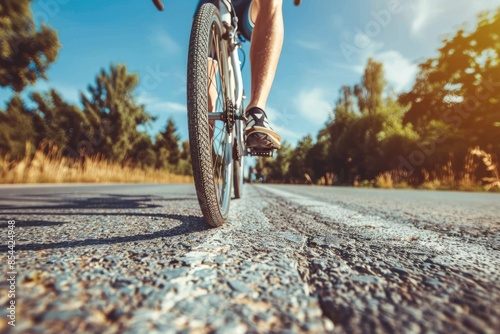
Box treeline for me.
[0,66,191,175]
[257,8,500,189]
[0,1,190,176]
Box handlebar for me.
[152,0,164,11]
[152,0,301,12]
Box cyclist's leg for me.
[208,58,218,113]
[244,0,283,149]
[247,0,284,111]
[208,58,218,140]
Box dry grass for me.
[375,147,499,192]
[304,173,313,184]
[471,146,500,191]
[457,148,479,191]
[319,172,336,186]
[375,172,393,189]
[0,143,192,184]
[375,170,410,189]
[420,149,488,191]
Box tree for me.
[81,64,154,162]
[0,95,40,159]
[255,141,292,183]
[354,58,385,114]
[0,0,60,92]
[180,140,190,160]
[324,59,418,182]
[177,140,193,176]
[129,133,156,168]
[305,134,331,183]
[31,89,89,157]
[154,118,181,169]
[288,135,313,183]
[400,8,500,164]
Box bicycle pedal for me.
[247,147,275,157]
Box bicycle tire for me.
[187,3,234,227]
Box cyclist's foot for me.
[245,107,281,149]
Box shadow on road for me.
[15,214,207,251]
[0,192,195,210]
[0,193,210,251]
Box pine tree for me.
[31,89,89,157]
[129,133,156,168]
[0,0,60,92]
[154,118,181,168]
[0,95,40,159]
[81,64,155,162]
[180,141,190,161]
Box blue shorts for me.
[196,0,254,41]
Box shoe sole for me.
[245,127,281,149]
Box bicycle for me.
[153,0,301,227]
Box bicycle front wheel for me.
[187,3,234,227]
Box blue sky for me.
[1,0,499,145]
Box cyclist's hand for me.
[152,0,164,11]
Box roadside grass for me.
[470,147,500,191]
[0,144,192,184]
[373,147,500,192]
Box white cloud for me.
[294,88,332,126]
[294,39,322,51]
[344,49,418,93]
[411,0,442,35]
[25,81,84,104]
[266,105,293,124]
[150,101,186,113]
[340,30,385,65]
[265,105,302,142]
[138,91,186,114]
[150,28,180,55]
[374,50,418,92]
[270,123,302,143]
[410,0,499,36]
[340,35,418,93]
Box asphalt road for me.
[0,184,498,333]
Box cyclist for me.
[198,0,284,150]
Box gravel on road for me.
[0,184,498,333]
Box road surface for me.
[0,184,498,333]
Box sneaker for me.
[245,107,281,149]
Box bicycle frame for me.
[153,0,301,115]
[154,0,299,225]
[205,0,245,122]
[152,0,302,11]
[153,0,307,121]
[220,1,244,115]
[156,1,248,126]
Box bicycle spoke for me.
[206,20,230,208]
